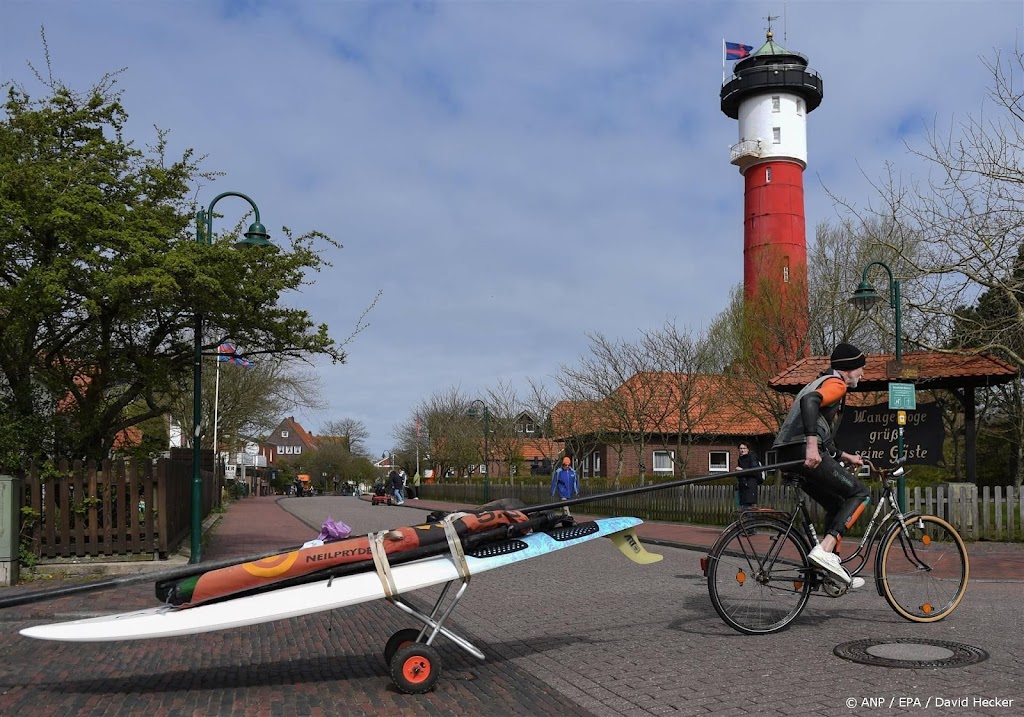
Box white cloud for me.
[4,0,1021,453]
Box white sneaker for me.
[808,545,853,585]
[849,577,865,590]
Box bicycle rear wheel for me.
[706,519,812,635]
[878,514,969,622]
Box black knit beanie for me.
[831,343,866,370]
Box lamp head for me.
[849,279,882,311]
[238,221,273,248]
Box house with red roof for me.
[551,372,779,479]
[266,416,319,462]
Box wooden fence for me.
[20,458,220,560]
[421,480,1024,542]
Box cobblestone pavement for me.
[0,494,1021,716]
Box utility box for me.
[0,474,22,586]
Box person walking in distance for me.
[772,342,871,589]
[551,456,579,515]
[735,441,762,511]
[389,469,405,505]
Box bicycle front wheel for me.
[878,514,969,622]
[706,519,812,635]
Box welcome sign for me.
[836,401,944,466]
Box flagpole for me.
[722,38,726,83]
[213,357,221,488]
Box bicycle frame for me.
[736,476,922,595]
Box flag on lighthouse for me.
[218,342,252,367]
[725,41,753,60]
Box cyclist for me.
[772,342,871,588]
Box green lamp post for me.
[191,192,271,564]
[849,260,907,510]
[467,400,490,502]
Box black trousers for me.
[778,445,870,538]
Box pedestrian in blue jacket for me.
[551,456,579,514]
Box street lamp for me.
[191,191,271,564]
[849,260,907,509]
[467,399,490,502]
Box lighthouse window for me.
[783,258,791,283]
[773,127,781,144]
[797,99,804,116]
[772,96,781,112]
[765,167,772,183]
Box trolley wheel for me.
[384,628,422,665]
[390,643,441,694]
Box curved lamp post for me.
[849,260,906,510]
[191,192,271,564]
[467,400,490,502]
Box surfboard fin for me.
[610,528,663,564]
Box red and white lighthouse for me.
[721,31,823,358]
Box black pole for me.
[522,460,803,514]
[1,460,802,611]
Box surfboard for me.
[21,516,645,642]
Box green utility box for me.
[0,474,21,586]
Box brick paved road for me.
[1,495,1021,716]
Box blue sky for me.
[3,1,1022,456]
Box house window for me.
[709,451,730,472]
[771,95,780,112]
[523,422,535,434]
[281,430,289,438]
[765,167,772,183]
[590,451,601,478]
[653,450,674,473]
[294,446,301,455]
[772,127,781,144]
[765,450,778,466]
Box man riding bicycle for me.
[772,343,871,588]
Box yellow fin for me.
[610,528,663,564]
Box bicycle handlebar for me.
[860,456,908,481]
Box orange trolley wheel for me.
[383,628,422,665]
[390,643,442,694]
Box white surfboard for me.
[21,517,645,642]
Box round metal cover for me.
[834,639,989,669]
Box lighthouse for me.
[721,31,823,360]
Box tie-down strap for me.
[442,513,471,581]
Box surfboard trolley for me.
[10,512,662,695]
[367,513,662,693]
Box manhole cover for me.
[834,639,989,669]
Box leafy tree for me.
[0,58,348,469]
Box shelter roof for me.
[769,351,1018,394]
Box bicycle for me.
[702,459,970,635]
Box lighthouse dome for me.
[721,32,824,119]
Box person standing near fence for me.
[551,456,579,515]
[735,442,762,511]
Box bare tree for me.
[557,332,672,483]
[167,357,324,452]
[401,387,481,479]
[320,417,370,457]
[638,321,720,477]
[830,49,1024,484]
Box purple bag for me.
[317,515,353,543]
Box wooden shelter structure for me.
[769,351,1018,483]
